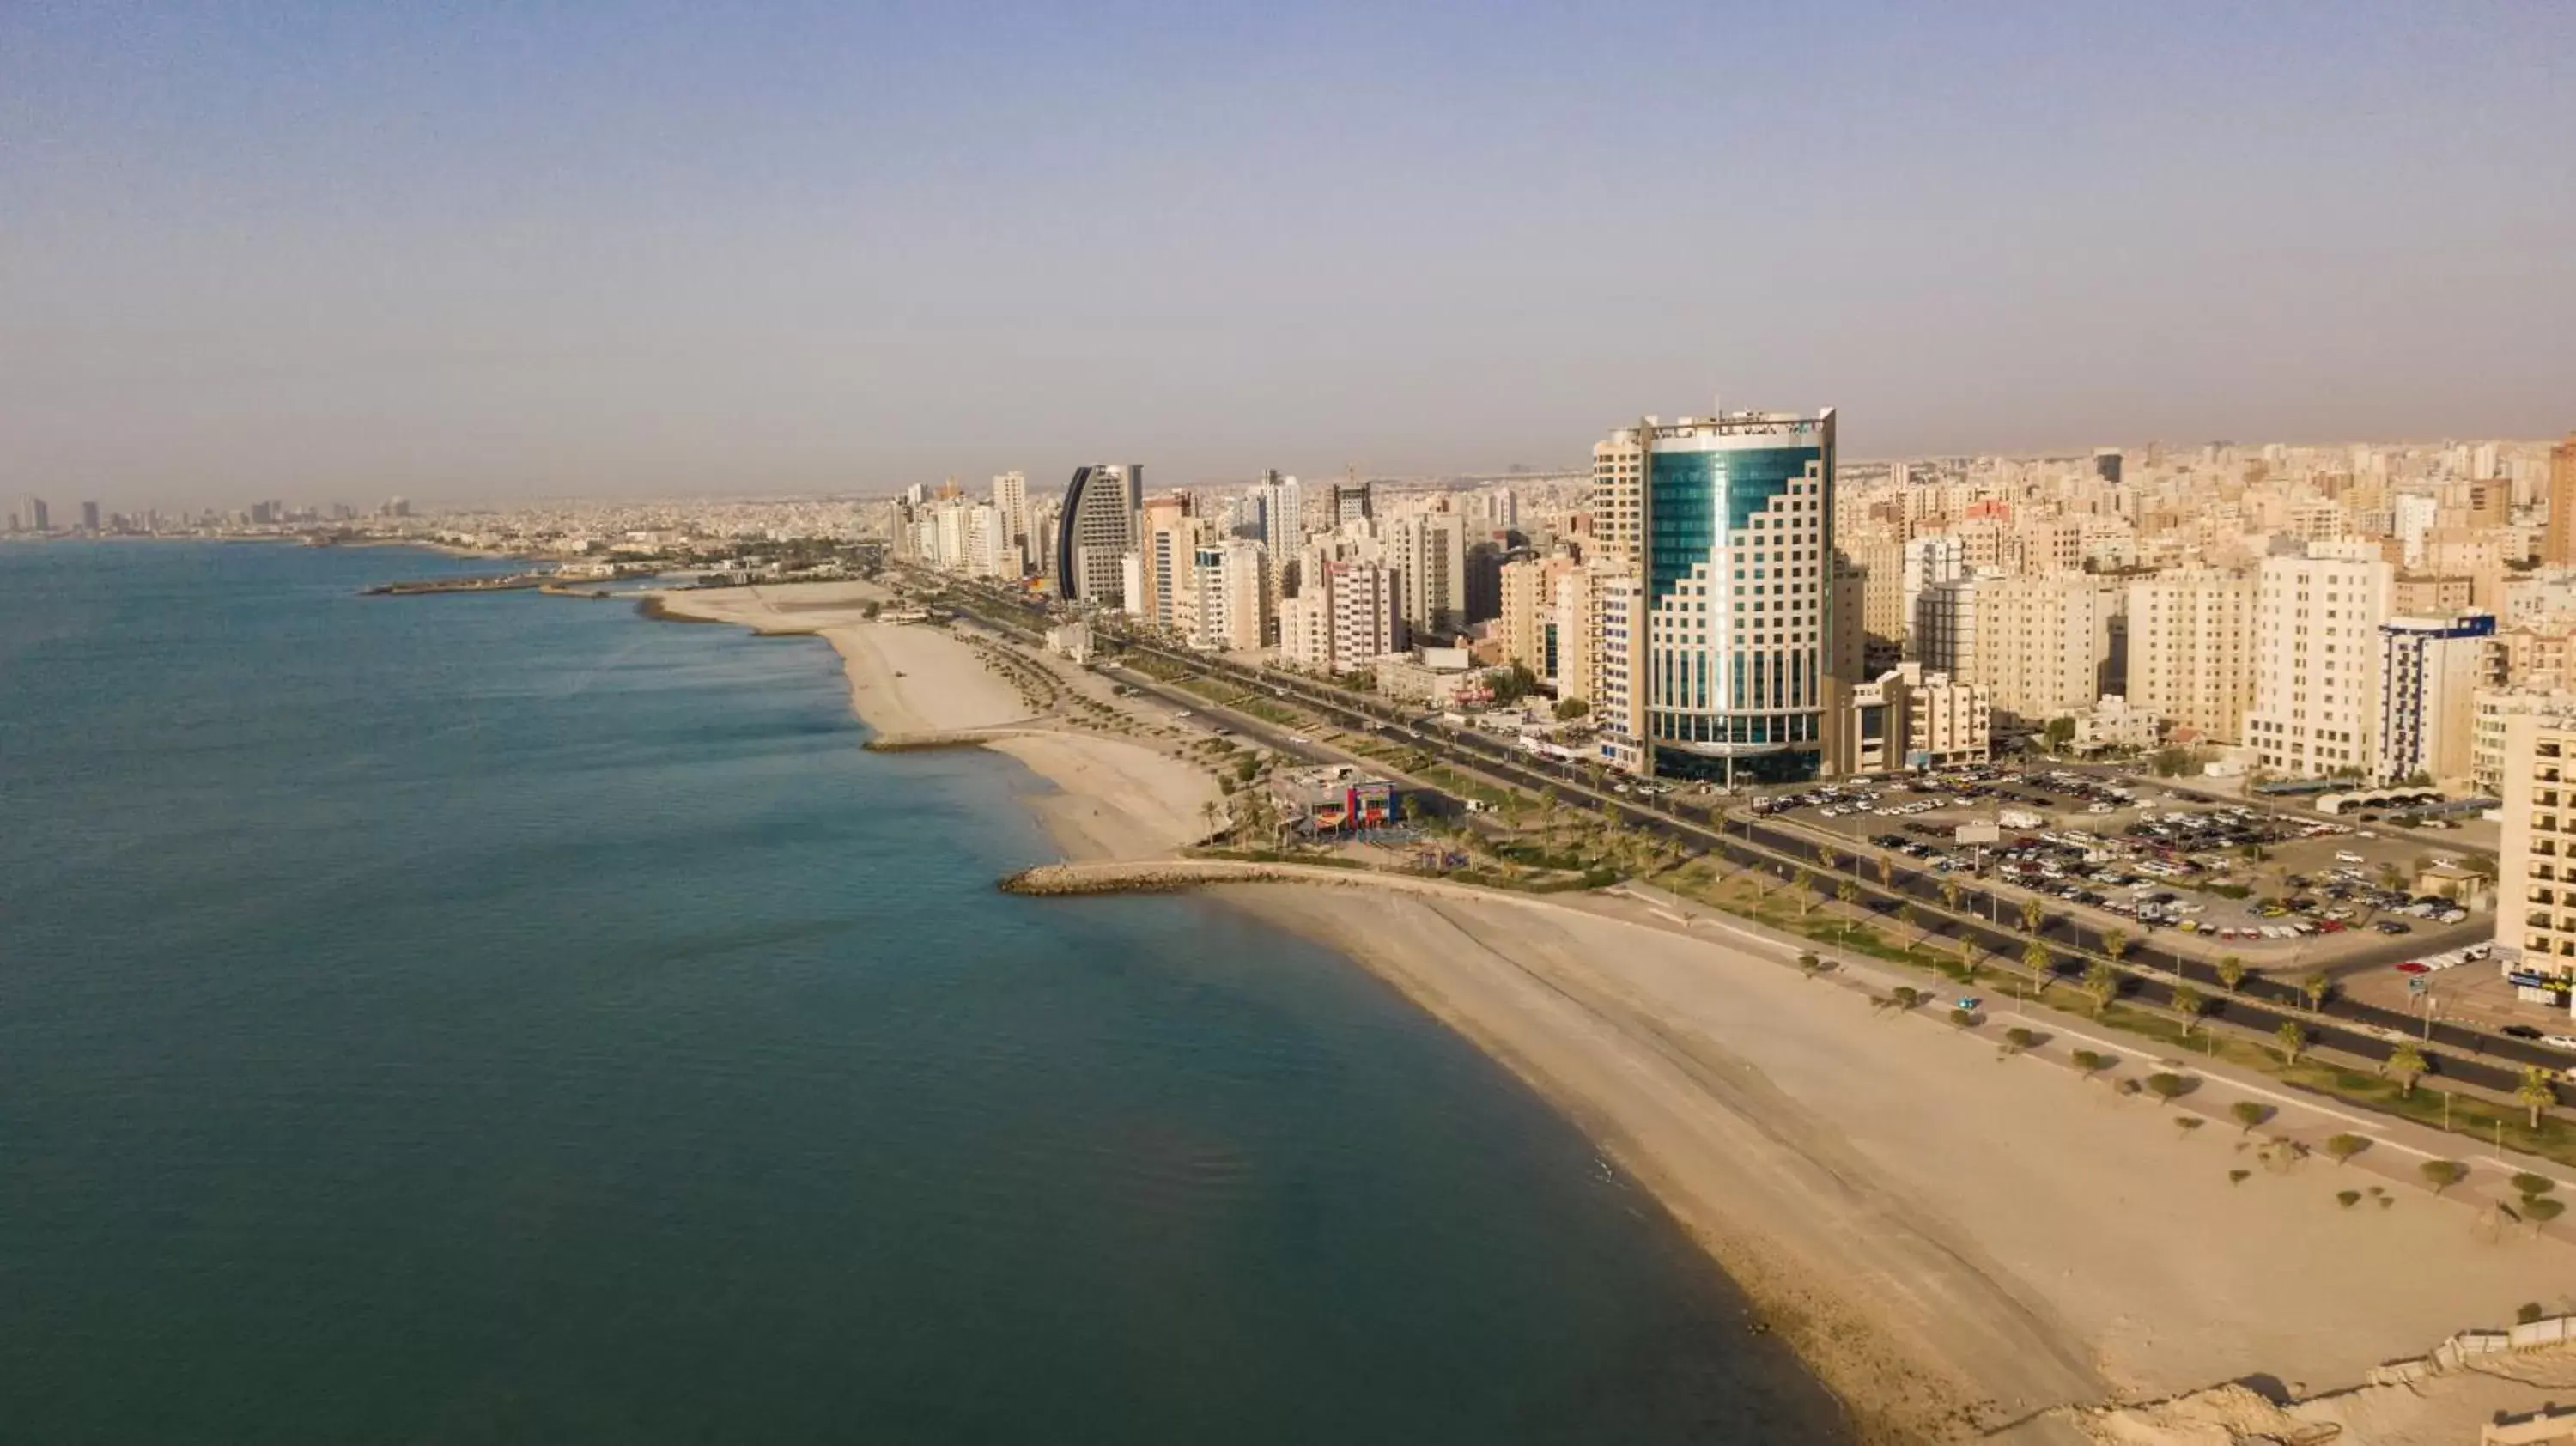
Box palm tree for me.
[1834,879,1859,939]
[2275,1020,2306,1066]
[1794,869,1817,919]
[2217,956,2246,993]
[2518,1066,2559,1130]
[1877,855,1893,890]
[1940,878,1962,916]
[2022,939,2050,983]
[2386,1041,2427,1097]
[1816,848,1839,877]
[2103,929,2129,967]
[2082,962,2118,1016]
[2020,896,2044,937]
[2300,972,2330,1012]
[2171,983,2206,1036]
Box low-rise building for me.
[2072,694,2162,753]
[1846,663,1991,773]
[1267,764,1400,836]
[1375,645,1489,709]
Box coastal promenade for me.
[644,580,2576,1446]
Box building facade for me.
[1595,409,1837,784]
[1055,464,1144,607]
[2125,567,2254,742]
[2374,612,2498,786]
[2246,541,2395,779]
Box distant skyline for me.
[7,2,2574,504]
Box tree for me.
[2324,1133,2369,1165]
[1794,869,1817,919]
[2003,1027,2038,1053]
[2082,961,2119,1016]
[2419,1159,2467,1194]
[2072,1049,2112,1078]
[1553,696,1589,721]
[2275,1020,2306,1066]
[1816,848,1839,876]
[1835,880,1858,926]
[2103,929,2129,966]
[1948,1007,1978,1030]
[2020,896,2044,937]
[2022,939,2050,983]
[2518,1066,2560,1130]
[1877,854,1894,889]
[1940,878,1962,915]
[1797,952,1825,979]
[2145,1072,2190,1106]
[2171,983,2206,1036]
[2387,1042,2427,1097]
[2217,956,2246,993]
[2044,716,2076,750]
[2530,1197,2567,1228]
[2229,1100,2270,1133]
[2300,972,2331,1012]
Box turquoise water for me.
[0,543,1844,1443]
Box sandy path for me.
[1224,884,2574,1443]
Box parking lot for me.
[1756,765,2484,957]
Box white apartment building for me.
[1970,574,2114,726]
[1327,559,1404,671]
[1278,590,1330,672]
[2125,567,2254,742]
[2374,613,2497,787]
[1388,509,1467,640]
[992,471,1029,573]
[2246,541,2395,778]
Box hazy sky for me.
[7,2,2573,505]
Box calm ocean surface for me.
[0,542,1843,1443]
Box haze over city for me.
[8,0,2575,505]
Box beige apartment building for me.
[2494,703,2576,1003]
[2125,567,2253,742]
[1969,574,2115,727]
[2245,541,2394,778]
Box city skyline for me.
[8,2,2575,503]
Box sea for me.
[0,541,1845,1443]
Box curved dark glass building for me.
[1056,464,1144,606]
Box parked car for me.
[2503,1024,2545,1041]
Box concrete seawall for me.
[997,858,1533,902]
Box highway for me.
[921,568,2573,1107]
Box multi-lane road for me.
[925,570,2573,1107]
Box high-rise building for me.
[2246,541,2395,778]
[79,501,100,533]
[1914,576,1978,681]
[1968,574,2117,728]
[22,496,49,532]
[991,471,1029,574]
[2492,702,2576,999]
[1595,408,1838,785]
[1330,480,1374,531]
[2549,435,2576,567]
[1055,465,1145,607]
[1899,535,1965,656]
[2375,613,2498,787]
[1255,471,1303,557]
[1388,509,1467,640]
[2093,448,2123,485]
[2126,568,2255,743]
[1324,559,1404,670]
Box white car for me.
[2335,851,2366,865]
[2545,1035,2576,1051]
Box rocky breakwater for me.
[998,860,1298,896]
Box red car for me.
[2394,961,2430,975]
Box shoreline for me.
[634,581,2576,1446]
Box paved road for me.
[927,571,2574,1105]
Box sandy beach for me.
[641,582,1218,861]
[642,580,2576,1444]
[1222,884,2576,1443]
